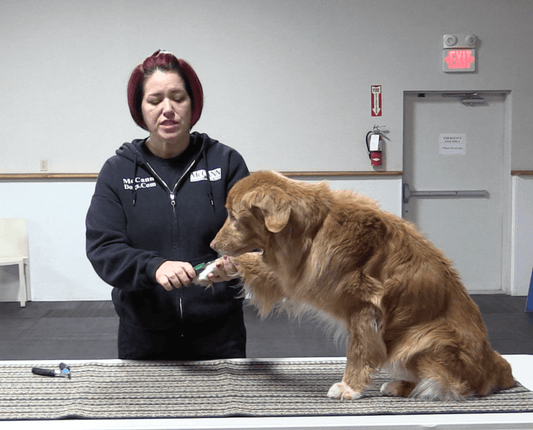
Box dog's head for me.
[210,171,294,256]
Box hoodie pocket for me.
[113,287,182,330]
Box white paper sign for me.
[439,133,466,155]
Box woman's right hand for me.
[155,261,197,291]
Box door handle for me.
[403,183,488,204]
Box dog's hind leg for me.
[406,347,514,400]
[328,304,386,400]
[380,380,418,397]
[379,361,420,397]
[404,352,471,400]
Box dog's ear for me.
[242,186,291,233]
[263,204,291,233]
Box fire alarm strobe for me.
[443,34,477,73]
[443,34,477,48]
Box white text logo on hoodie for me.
[190,168,222,183]
[123,176,157,190]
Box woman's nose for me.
[162,98,174,115]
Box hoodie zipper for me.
[144,160,197,337]
[145,160,196,213]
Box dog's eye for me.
[228,213,241,228]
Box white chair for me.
[0,218,30,307]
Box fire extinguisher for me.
[366,125,385,166]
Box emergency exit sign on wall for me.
[443,49,476,72]
[371,85,382,117]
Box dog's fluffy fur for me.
[207,171,515,400]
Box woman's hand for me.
[155,261,197,291]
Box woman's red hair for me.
[127,50,204,130]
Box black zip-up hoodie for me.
[86,132,249,332]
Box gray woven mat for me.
[1,359,532,420]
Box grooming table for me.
[1,355,532,429]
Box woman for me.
[86,50,249,360]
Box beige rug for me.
[1,359,532,420]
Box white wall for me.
[6,174,532,300]
[0,181,109,301]
[4,174,533,300]
[512,176,533,296]
[1,0,533,174]
[1,0,533,300]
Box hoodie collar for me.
[117,132,216,210]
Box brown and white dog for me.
[203,170,515,400]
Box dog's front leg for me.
[328,304,386,400]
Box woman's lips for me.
[161,120,178,126]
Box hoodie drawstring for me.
[203,147,216,212]
[132,153,139,206]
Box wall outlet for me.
[39,159,48,172]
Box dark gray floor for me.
[0,295,532,360]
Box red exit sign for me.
[443,49,476,72]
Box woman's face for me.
[141,70,192,146]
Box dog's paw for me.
[327,382,347,399]
[193,259,240,287]
[193,261,218,287]
[380,380,417,397]
[327,382,364,400]
[380,381,398,396]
